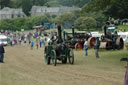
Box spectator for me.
[31,41,34,49]
[14,38,17,45]
[19,38,22,44]
[24,38,27,45]
[84,40,88,56]
[94,37,100,58]
[39,36,43,48]
[0,44,5,63]
[112,37,116,50]
[36,37,39,49]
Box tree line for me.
[0,10,106,31]
[83,0,128,19]
[0,15,52,31]
[0,0,127,31]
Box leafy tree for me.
[32,0,48,6]
[82,0,128,20]
[74,17,97,31]
[81,11,107,28]
[0,19,14,30]
[21,0,33,16]
[10,0,33,16]
[54,12,76,28]
[57,0,89,7]
[74,0,90,7]
[104,0,128,19]
[0,0,12,9]
[0,14,53,31]
[74,17,84,30]
[57,0,74,7]
[44,0,60,7]
[72,10,81,19]
[83,0,120,12]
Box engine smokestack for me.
[104,25,107,36]
[57,24,62,43]
[72,25,75,37]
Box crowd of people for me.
[0,29,49,48]
[0,29,51,63]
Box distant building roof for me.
[0,7,26,20]
[30,6,81,16]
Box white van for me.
[0,35,8,45]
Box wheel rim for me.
[69,49,74,64]
[88,37,96,48]
[44,52,48,64]
[75,43,81,49]
[75,43,79,49]
[51,50,57,66]
[44,47,48,64]
[116,37,124,49]
[119,38,124,49]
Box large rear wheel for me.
[51,50,57,66]
[88,37,96,48]
[75,43,82,50]
[116,37,124,50]
[68,49,74,64]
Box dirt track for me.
[0,44,125,85]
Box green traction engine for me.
[44,25,74,66]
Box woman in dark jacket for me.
[0,44,5,63]
[94,37,100,58]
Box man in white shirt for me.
[84,40,88,56]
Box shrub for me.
[0,14,53,31]
[74,17,97,31]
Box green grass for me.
[1,45,128,85]
[75,48,128,68]
[117,25,128,31]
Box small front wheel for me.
[51,50,57,66]
[68,49,74,64]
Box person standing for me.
[0,44,5,63]
[36,37,39,49]
[10,36,13,46]
[112,37,116,50]
[24,38,27,46]
[39,36,43,48]
[31,41,34,49]
[94,37,100,58]
[19,38,22,45]
[84,40,88,56]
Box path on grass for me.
[0,45,125,85]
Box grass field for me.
[118,25,128,31]
[0,44,128,85]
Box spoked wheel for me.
[44,46,50,65]
[116,37,124,50]
[88,37,96,48]
[75,43,81,50]
[68,49,74,64]
[51,50,57,66]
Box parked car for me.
[0,35,8,45]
